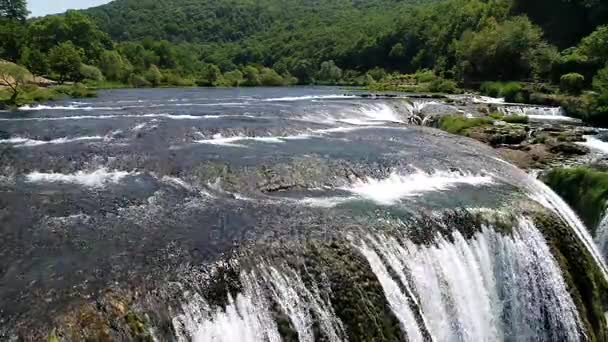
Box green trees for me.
[560,73,585,95]
[98,50,131,82]
[196,64,222,86]
[455,16,551,82]
[242,66,261,86]
[48,42,83,83]
[593,65,608,94]
[0,0,28,21]
[79,64,103,82]
[0,62,31,103]
[317,61,342,84]
[145,65,162,87]
[19,47,48,76]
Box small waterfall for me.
[497,105,565,117]
[357,218,583,341]
[596,211,608,258]
[527,177,608,279]
[173,263,345,342]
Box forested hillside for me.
[1,0,608,124]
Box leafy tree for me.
[79,64,103,82]
[593,65,608,94]
[0,18,26,61]
[27,11,112,64]
[317,60,342,84]
[259,67,284,86]
[98,50,131,82]
[579,26,608,63]
[560,73,585,95]
[145,64,162,87]
[242,65,261,86]
[224,70,244,87]
[48,41,83,83]
[128,73,150,87]
[19,47,49,76]
[196,64,222,86]
[0,62,31,103]
[455,16,549,81]
[0,0,28,21]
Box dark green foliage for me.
[0,0,28,21]
[532,212,608,341]
[560,73,585,95]
[480,82,525,102]
[79,64,103,82]
[144,65,162,87]
[543,167,608,232]
[48,42,83,83]
[19,47,48,76]
[428,78,459,94]
[455,16,551,82]
[593,65,608,94]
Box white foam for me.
[578,135,608,154]
[25,168,134,188]
[174,264,344,342]
[0,113,225,121]
[358,219,582,341]
[526,114,579,122]
[342,170,495,205]
[472,96,505,104]
[263,94,355,102]
[527,176,608,279]
[195,133,309,147]
[0,135,104,147]
[18,104,114,111]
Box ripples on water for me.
[0,87,601,341]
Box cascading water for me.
[596,211,608,258]
[357,218,582,342]
[3,88,606,340]
[171,215,585,342]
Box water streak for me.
[358,218,582,341]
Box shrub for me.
[544,167,608,231]
[79,64,104,82]
[129,74,151,88]
[55,83,96,98]
[428,78,459,94]
[593,64,608,94]
[503,115,529,124]
[501,82,524,102]
[480,81,524,102]
[414,69,436,83]
[560,73,585,94]
[439,115,493,134]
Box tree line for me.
[1,0,607,111]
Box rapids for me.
[0,87,605,341]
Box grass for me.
[0,83,96,107]
[438,115,493,134]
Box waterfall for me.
[497,105,565,117]
[527,177,608,279]
[357,218,583,341]
[173,214,586,342]
[596,211,608,258]
[173,264,345,342]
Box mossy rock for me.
[543,167,608,233]
[533,211,608,341]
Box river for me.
[0,87,605,341]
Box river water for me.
[0,87,603,340]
